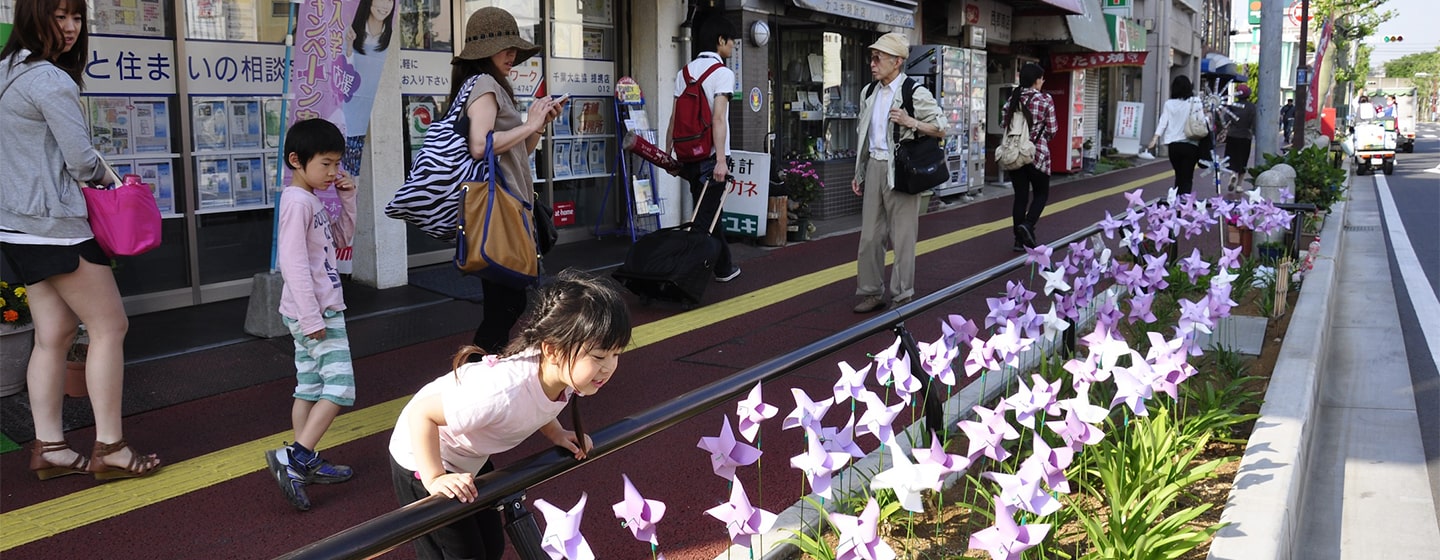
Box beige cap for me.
[868,32,910,59]
[455,7,540,64]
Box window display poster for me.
[90,0,166,37]
[264,98,285,149]
[573,99,605,135]
[571,139,589,176]
[632,177,658,215]
[398,0,454,51]
[134,161,177,215]
[197,156,232,209]
[580,0,612,23]
[193,98,228,151]
[552,103,573,135]
[229,98,263,150]
[582,29,605,60]
[554,140,572,178]
[232,156,268,207]
[587,139,606,174]
[131,99,171,154]
[88,96,132,156]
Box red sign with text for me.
[552,201,576,227]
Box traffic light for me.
[1382,35,1404,42]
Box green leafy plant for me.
[780,159,824,218]
[1248,145,1347,211]
[779,497,837,560]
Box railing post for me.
[500,494,549,559]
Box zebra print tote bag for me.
[384,75,485,240]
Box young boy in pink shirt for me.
[265,118,358,511]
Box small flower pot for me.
[65,360,88,398]
[0,323,34,397]
[1225,224,1253,258]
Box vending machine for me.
[905,44,986,197]
[1043,71,1086,174]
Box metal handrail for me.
[277,224,1106,560]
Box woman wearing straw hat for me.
[451,7,567,358]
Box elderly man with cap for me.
[849,32,946,314]
[1224,83,1257,191]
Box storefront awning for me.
[1010,0,1086,16]
[791,0,916,28]
[1011,0,1112,52]
[1051,51,1148,72]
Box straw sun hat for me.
[455,7,540,63]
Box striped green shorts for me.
[281,309,356,407]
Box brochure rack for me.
[595,77,661,241]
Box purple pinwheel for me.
[989,320,1035,370]
[1014,304,1043,341]
[790,426,853,498]
[1112,262,1145,294]
[1039,304,1070,342]
[1094,299,1123,331]
[912,432,971,475]
[1097,211,1124,239]
[853,391,904,444]
[1062,355,1105,391]
[968,498,1051,560]
[832,360,873,404]
[985,296,1018,329]
[1176,297,1214,336]
[886,355,923,404]
[1119,227,1144,257]
[1123,188,1147,208]
[612,474,666,546]
[704,478,777,549]
[818,414,867,459]
[535,493,595,560]
[943,314,980,348]
[1180,248,1212,283]
[983,470,1061,516]
[782,388,834,433]
[963,336,1000,377]
[1142,253,1171,292]
[830,498,897,560]
[870,437,948,513]
[1109,358,1155,416]
[1127,291,1157,324]
[1005,280,1037,308]
[696,416,762,480]
[1079,323,1131,371]
[735,382,778,443]
[1216,245,1242,270]
[1023,435,1074,493]
[958,403,1020,462]
[871,337,907,387]
[1024,244,1054,269]
[1004,374,1061,429]
[918,337,959,386]
[1049,386,1109,451]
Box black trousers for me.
[473,278,527,355]
[391,457,504,560]
[1011,163,1051,230]
[1225,137,1252,176]
[680,156,735,277]
[1166,142,1201,197]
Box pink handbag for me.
[82,173,162,257]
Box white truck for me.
[1374,87,1419,153]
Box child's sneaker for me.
[306,458,353,484]
[264,447,311,511]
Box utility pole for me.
[1291,0,1311,150]
[1256,0,1285,156]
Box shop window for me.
[90,0,171,37]
[184,0,288,42]
[776,29,863,161]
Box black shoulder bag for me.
[890,78,949,195]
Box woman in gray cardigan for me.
[0,0,161,481]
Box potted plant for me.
[1,280,34,397]
[780,159,823,242]
[65,325,89,398]
[1248,145,1347,212]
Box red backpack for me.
[672,61,724,163]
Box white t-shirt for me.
[867,74,907,154]
[388,349,572,475]
[1154,98,1202,146]
[673,52,734,157]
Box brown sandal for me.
[30,440,91,480]
[88,440,161,481]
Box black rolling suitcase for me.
[612,177,726,306]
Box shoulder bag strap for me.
[893,77,919,146]
[0,62,45,104]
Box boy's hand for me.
[424,472,477,502]
[333,169,356,192]
[306,328,326,341]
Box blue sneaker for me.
[264,448,311,511]
[305,458,353,484]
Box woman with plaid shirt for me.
[1000,63,1058,252]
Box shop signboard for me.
[400,50,453,96]
[721,150,771,238]
[1113,101,1144,155]
[792,0,914,29]
[1101,0,1131,18]
[547,58,615,97]
[957,0,1012,45]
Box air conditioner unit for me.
[963,25,986,49]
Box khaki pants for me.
[856,158,921,301]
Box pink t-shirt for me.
[276,186,356,334]
[389,349,571,475]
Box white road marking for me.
[1376,174,1440,377]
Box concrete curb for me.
[1207,192,1351,557]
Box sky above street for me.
[1230,0,1436,66]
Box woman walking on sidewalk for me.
[1000,63,1057,251]
[0,0,160,480]
[1148,75,1203,198]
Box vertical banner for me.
[721,151,772,238]
[1113,101,1143,155]
[1306,16,1335,121]
[290,0,397,273]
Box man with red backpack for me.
[664,11,740,283]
